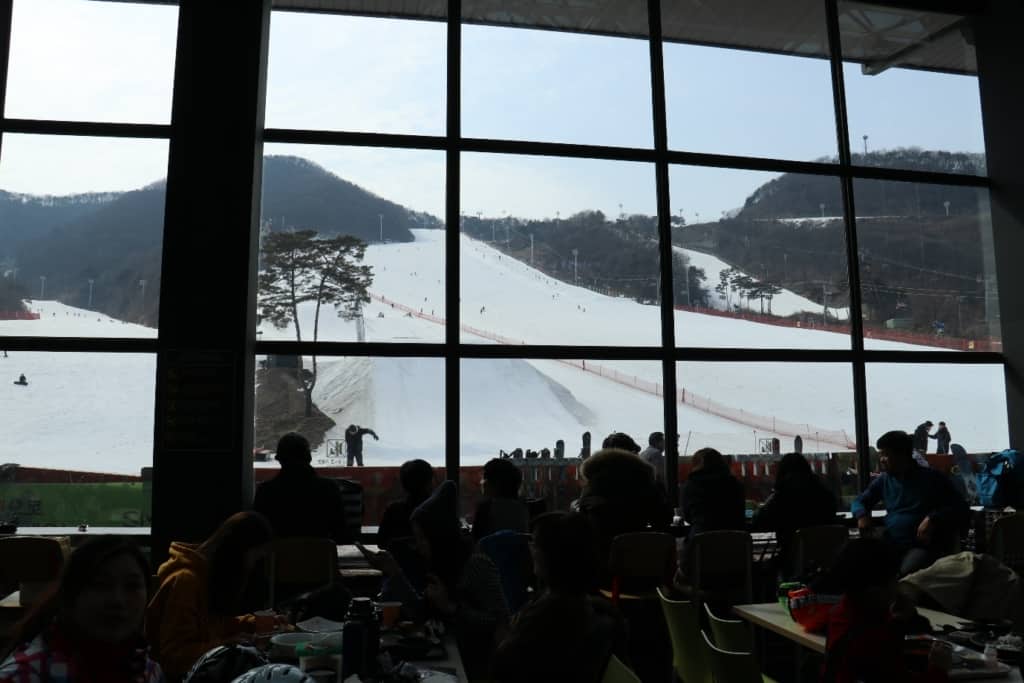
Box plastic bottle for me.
[342,597,380,679]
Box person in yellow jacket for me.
[145,511,283,680]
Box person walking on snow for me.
[931,421,951,455]
[344,424,378,467]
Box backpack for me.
[977,450,1024,508]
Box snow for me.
[3,230,1010,473]
[675,245,851,321]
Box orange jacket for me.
[145,542,274,680]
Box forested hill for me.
[675,149,994,338]
[0,156,441,323]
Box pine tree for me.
[258,230,373,416]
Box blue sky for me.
[0,1,988,223]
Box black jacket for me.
[253,466,350,543]
[680,465,746,539]
[752,472,837,575]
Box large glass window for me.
[462,18,653,148]
[253,354,445,525]
[266,12,446,135]
[0,135,168,337]
[0,352,155,526]
[663,0,836,161]
[460,153,659,346]
[854,180,1000,350]
[257,145,446,344]
[671,165,850,348]
[5,0,178,124]
[839,2,986,175]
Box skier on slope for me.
[13,373,27,386]
[344,424,378,467]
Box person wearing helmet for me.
[184,644,267,683]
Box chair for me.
[601,654,642,683]
[684,530,753,605]
[268,537,337,607]
[792,525,849,577]
[701,629,777,683]
[990,513,1024,571]
[600,532,675,606]
[657,586,712,683]
[0,536,70,606]
[704,602,754,653]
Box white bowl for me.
[269,632,316,658]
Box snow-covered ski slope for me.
[0,231,1009,473]
[675,246,851,321]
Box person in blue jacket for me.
[853,430,969,576]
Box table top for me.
[733,602,972,654]
[12,526,151,536]
[733,602,1022,681]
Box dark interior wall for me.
[150,0,271,565]
[976,0,1024,451]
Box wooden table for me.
[733,602,972,655]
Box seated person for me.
[472,458,529,541]
[493,512,628,683]
[253,432,350,544]
[577,448,673,584]
[680,447,745,539]
[361,481,509,681]
[638,432,666,486]
[378,459,435,550]
[0,538,162,682]
[821,538,952,683]
[852,431,969,576]
[752,452,837,578]
[145,511,284,680]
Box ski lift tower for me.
[355,303,366,343]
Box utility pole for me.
[378,213,383,242]
[529,233,534,265]
[863,134,869,156]
[39,276,46,299]
[87,279,94,308]
[572,248,579,285]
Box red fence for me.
[0,310,40,320]
[674,303,1002,352]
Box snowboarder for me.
[912,420,934,455]
[344,424,378,467]
[13,373,27,386]
[931,421,952,455]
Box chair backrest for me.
[701,629,764,683]
[269,537,337,607]
[704,602,753,654]
[990,513,1024,568]
[0,536,70,605]
[657,587,712,683]
[793,525,849,577]
[478,530,533,613]
[608,532,676,580]
[689,530,753,604]
[601,654,642,683]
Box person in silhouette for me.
[344,424,378,467]
[930,422,951,455]
[253,432,351,543]
[13,373,27,386]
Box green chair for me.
[657,586,712,683]
[701,629,778,683]
[704,602,754,653]
[601,654,642,683]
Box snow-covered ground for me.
[675,246,851,321]
[1,230,1010,473]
